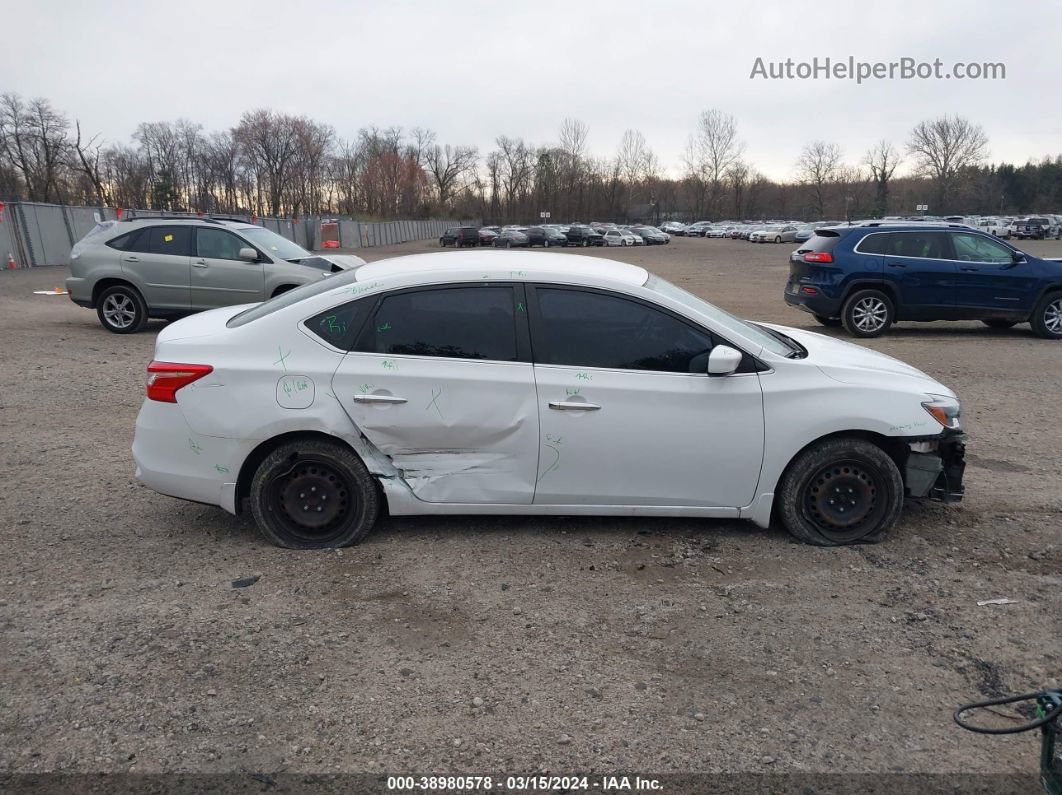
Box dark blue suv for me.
[784,223,1062,339]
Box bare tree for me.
[72,121,109,206]
[0,94,70,202]
[425,143,479,208]
[795,141,842,218]
[906,115,988,211]
[685,110,744,218]
[863,140,901,217]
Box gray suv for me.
[66,217,365,333]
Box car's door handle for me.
[353,394,408,404]
[548,401,601,411]
[192,259,208,268]
[887,262,906,268]
[960,266,978,272]
[124,256,139,262]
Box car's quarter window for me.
[877,231,949,259]
[305,300,372,349]
[143,226,193,256]
[855,233,888,254]
[530,287,714,373]
[105,230,142,251]
[197,228,248,260]
[950,232,1013,263]
[356,286,519,362]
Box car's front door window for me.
[951,233,1013,263]
[197,228,247,260]
[531,287,714,373]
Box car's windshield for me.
[645,275,796,357]
[227,269,357,327]
[239,227,313,261]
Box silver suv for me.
[66,217,365,333]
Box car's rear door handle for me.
[548,401,601,411]
[960,266,978,272]
[353,394,407,404]
[887,262,906,268]
[124,256,139,262]
[193,258,207,268]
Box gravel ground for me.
[0,236,1059,786]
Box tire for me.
[981,319,1018,330]
[774,236,781,243]
[777,437,904,546]
[440,238,447,247]
[841,289,894,338]
[582,239,589,247]
[813,314,842,327]
[1030,292,1062,339]
[543,239,550,248]
[250,438,379,549]
[621,239,628,247]
[505,240,512,249]
[97,284,148,334]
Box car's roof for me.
[354,250,650,287]
[117,217,258,230]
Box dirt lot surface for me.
[1,236,1060,787]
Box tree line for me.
[1,92,1060,223]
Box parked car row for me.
[440,222,673,249]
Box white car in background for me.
[602,229,639,246]
[133,251,966,550]
[976,217,1011,238]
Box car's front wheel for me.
[97,284,149,334]
[777,437,904,546]
[842,289,894,338]
[1030,292,1062,339]
[250,438,379,549]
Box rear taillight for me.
[803,252,833,263]
[147,361,213,403]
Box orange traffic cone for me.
[6,252,16,270]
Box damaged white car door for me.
[527,285,765,507]
[331,283,539,504]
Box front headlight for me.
[922,394,962,430]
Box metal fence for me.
[0,201,477,268]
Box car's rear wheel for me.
[1030,292,1062,339]
[813,314,842,327]
[777,438,903,546]
[582,239,589,247]
[982,319,1018,330]
[543,239,551,248]
[505,240,512,249]
[842,289,894,338]
[774,236,781,243]
[250,438,379,549]
[97,284,148,334]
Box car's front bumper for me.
[905,430,966,502]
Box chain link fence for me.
[0,202,477,268]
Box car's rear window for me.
[796,230,843,254]
[227,270,358,328]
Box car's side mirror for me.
[239,247,259,262]
[1011,251,1025,263]
[707,345,743,376]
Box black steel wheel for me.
[777,437,903,546]
[250,439,379,549]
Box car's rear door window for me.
[144,226,193,257]
[530,287,715,373]
[356,286,518,362]
[880,231,951,259]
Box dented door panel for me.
[332,353,539,503]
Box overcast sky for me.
[6,0,1060,180]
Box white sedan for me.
[133,251,966,549]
